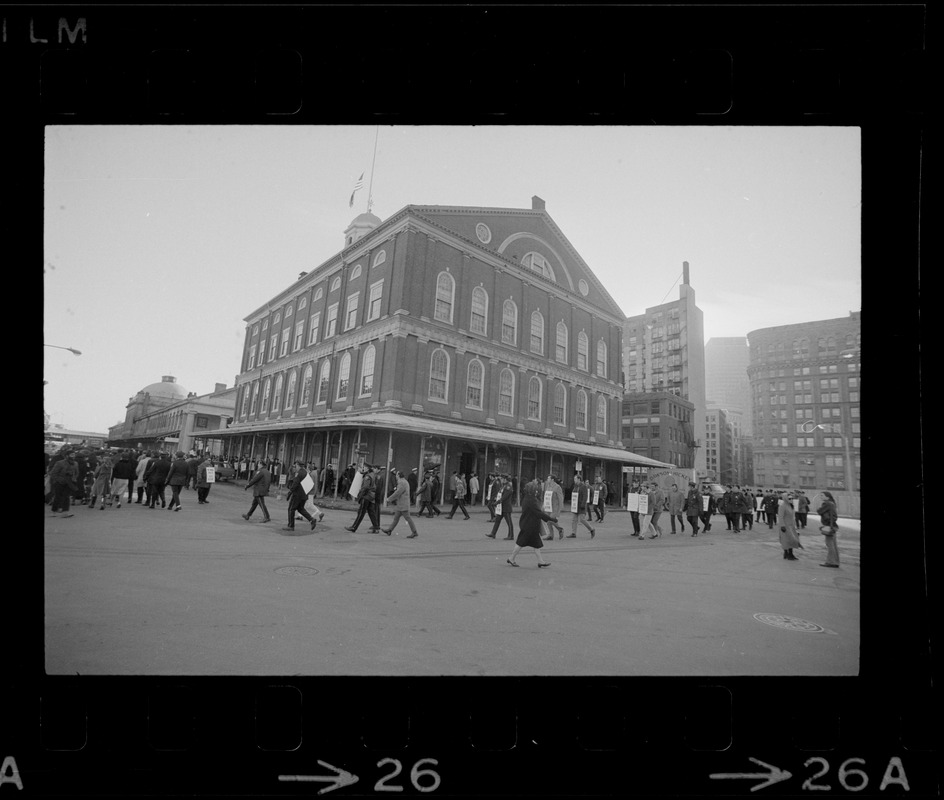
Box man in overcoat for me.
[243,462,272,522]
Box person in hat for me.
[795,490,810,528]
[407,467,419,506]
[196,453,214,504]
[107,450,137,508]
[242,461,272,522]
[382,470,418,538]
[817,492,840,568]
[541,474,565,540]
[49,449,79,517]
[346,465,381,533]
[445,471,471,520]
[486,475,515,540]
[88,454,114,511]
[283,460,318,532]
[468,471,480,506]
[165,451,189,512]
[415,471,435,518]
[185,452,201,490]
[684,481,702,536]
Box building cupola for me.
[343,212,382,248]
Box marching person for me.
[486,475,515,540]
[88,454,114,511]
[646,481,665,538]
[796,490,810,528]
[346,465,381,533]
[407,467,419,506]
[566,474,596,539]
[699,485,717,532]
[382,470,418,538]
[628,482,642,537]
[445,471,471,520]
[777,491,801,561]
[667,482,685,534]
[507,480,555,569]
[592,477,608,523]
[754,489,765,524]
[817,491,841,568]
[186,452,201,490]
[144,452,171,509]
[134,451,153,505]
[284,460,318,532]
[165,451,190,512]
[416,471,435,517]
[242,461,272,523]
[486,473,502,522]
[196,454,214,504]
[108,450,136,508]
[541,474,565,540]
[763,489,779,528]
[684,481,701,536]
[737,485,754,531]
[49,448,79,517]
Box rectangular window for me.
[268,334,278,361]
[344,293,359,331]
[293,322,304,352]
[247,345,256,370]
[325,303,339,338]
[279,329,290,357]
[308,313,321,346]
[366,281,383,322]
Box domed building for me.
[108,376,237,455]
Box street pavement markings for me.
[752,613,838,634]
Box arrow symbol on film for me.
[279,760,360,794]
[710,757,792,792]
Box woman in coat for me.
[507,480,556,568]
[817,491,840,568]
[777,492,801,561]
[89,455,114,511]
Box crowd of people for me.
[46,448,842,569]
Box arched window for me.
[360,345,375,396]
[285,370,297,409]
[300,365,313,408]
[330,276,341,292]
[313,286,324,302]
[556,321,568,363]
[249,382,259,416]
[502,300,517,345]
[298,296,307,311]
[429,348,449,401]
[272,374,284,412]
[240,385,251,418]
[466,358,484,408]
[576,390,588,430]
[596,395,607,435]
[434,271,455,324]
[470,286,488,335]
[528,376,542,420]
[317,360,331,404]
[596,340,608,377]
[336,352,351,400]
[521,252,556,282]
[498,368,515,415]
[350,264,362,280]
[530,311,544,354]
[261,378,271,414]
[372,250,386,268]
[554,383,567,425]
[577,331,589,371]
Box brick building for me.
[200,197,669,503]
[747,311,861,516]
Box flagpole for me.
[366,125,379,213]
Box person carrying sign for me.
[486,475,515,540]
[541,474,565,541]
[284,460,318,532]
[566,474,596,539]
[684,481,701,536]
[346,465,381,533]
[196,454,214,504]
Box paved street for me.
[45,483,859,676]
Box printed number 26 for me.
[374,758,441,793]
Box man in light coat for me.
[667,483,686,533]
[567,475,596,539]
[647,482,665,538]
[382,470,418,538]
[541,474,565,540]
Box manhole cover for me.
[753,613,825,633]
[275,566,319,576]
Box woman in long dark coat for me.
[507,480,557,568]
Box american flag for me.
[349,172,364,208]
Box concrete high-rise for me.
[705,337,752,436]
[622,262,707,477]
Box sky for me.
[43,125,861,434]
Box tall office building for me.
[705,336,752,436]
[747,311,861,515]
[622,262,707,476]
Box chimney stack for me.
[682,261,690,286]
[532,195,546,211]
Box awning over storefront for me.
[198,410,673,469]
